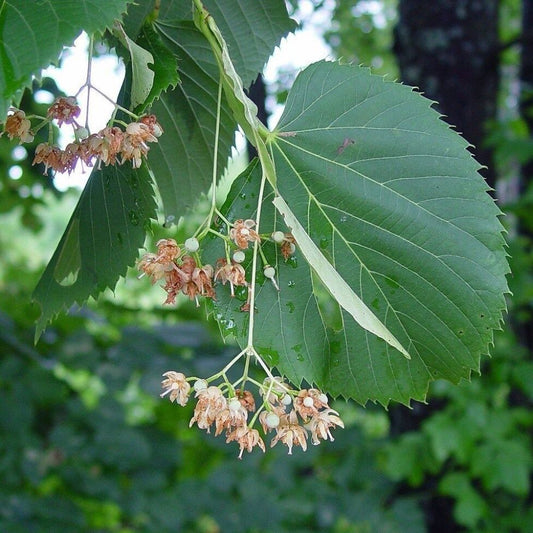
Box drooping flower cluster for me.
[160,367,344,458]
[1,98,163,174]
[33,114,162,173]
[137,238,216,306]
[137,217,300,310]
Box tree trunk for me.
[392,3,501,530]
[517,0,533,350]
[246,74,268,161]
[394,0,500,189]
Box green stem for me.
[85,36,94,129]
[209,77,223,221]
[245,169,268,350]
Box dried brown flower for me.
[230,219,261,249]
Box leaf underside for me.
[208,62,509,406]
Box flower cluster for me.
[33,113,162,173]
[1,98,163,174]
[160,369,344,458]
[137,238,216,306]
[137,217,300,310]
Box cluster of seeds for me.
[161,371,344,458]
[1,97,162,174]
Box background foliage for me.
[1,1,532,532]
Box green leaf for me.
[201,0,297,88]
[141,0,295,218]
[471,440,531,495]
[134,23,180,112]
[113,23,155,110]
[439,472,488,528]
[160,0,297,88]
[32,164,156,340]
[0,0,133,117]
[209,62,509,405]
[273,194,410,358]
[147,21,236,216]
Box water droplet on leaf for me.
[129,210,140,226]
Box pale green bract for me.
[272,195,411,359]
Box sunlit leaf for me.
[134,23,180,112]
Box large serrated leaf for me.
[33,164,156,340]
[206,62,509,406]
[0,0,134,117]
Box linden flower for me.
[121,121,159,168]
[61,142,82,174]
[99,126,125,165]
[47,96,81,127]
[140,114,164,137]
[160,371,191,406]
[138,253,173,284]
[192,264,215,300]
[190,386,227,432]
[230,219,261,249]
[214,259,247,297]
[3,109,34,143]
[260,376,290,404]
[294,388,329,420]
[271,410,308,454]
[156,238,180,263]
[280,233,296,260]
[226,426,266,459]
[236,389,256,412]
[214,397,249,436]
[33,143,65,173]
[306,408,344,445]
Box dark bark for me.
[246,74,268,161]
[517,0,533,350]
[394,0,500,189]
[392,2,501,528]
